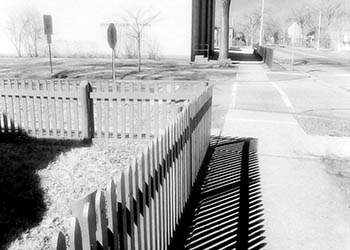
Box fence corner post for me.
[80,80,93,140]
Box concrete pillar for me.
[207,0,215,57]
[191,0,201,61]
[200,0,208,50]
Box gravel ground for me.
[1,134,148,250]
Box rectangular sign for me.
[43,15,53,35]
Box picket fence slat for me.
[52,231,66,250]
[95,190,108,250]
[106,180,119,250]
[83,201,97,250]
[133,158,141,250]
[126,164,136,250]
[70,217,83,250]
[117,173,128,250]
[8,81,213,250]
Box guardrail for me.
[0,79,208,140]
[51,84,213,250]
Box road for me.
[273,45,350,95]
[213,61,350,250]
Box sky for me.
[0,0,192,56]
[0,0,311,56]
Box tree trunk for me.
[219,0,231,61]
[137,34,141,72]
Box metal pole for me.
[48,43,53,73]
[112,49,115,82]
[317,10,322,51]
[292,28,295,71]
[259,0,265,45]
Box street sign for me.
[43,15,53,73]
[107,23,117,82]
[107,23,117,49]
[43,15,53,35]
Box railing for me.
[0,79,208,140]
[51,85,213,250]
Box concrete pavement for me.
[218,64,350,250]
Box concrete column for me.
[207,0,215,56]
[191,0,201,61]
[200,0,208,50]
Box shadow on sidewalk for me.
[211,50,263,62]
[170,136,267,250]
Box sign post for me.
[107,23,117,82]
[43,15,53,73]
[288,23,301,71]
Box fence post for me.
[80,81,93,140]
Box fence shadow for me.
[0,115,91,249]
[170,136,267,250]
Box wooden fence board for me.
[97,98,102,138]
[137,99,142,139]
[74,97,79,138]
[52,231,66,250]
[70,218,83,250]
[67,96,72,137]
[95,190,108,250]
[1,95,8,132]
[113,100,118,138]
[149,142,157,250]
[128,164,136,250]
[82,202,97,250]
[129,99,134,139]
[132,158,141,250]
[144,149,152,250]
[45,82,50,136]
[121,99,126,139]
[154,138,163,250]
[117,173,128,250]
[106,180,119,250]
[104,98,109,139]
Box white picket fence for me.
[52,85,213,250]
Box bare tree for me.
[238,10,261,46]
[23,7,44,57]
[318,0,350,48]
[5,7,44,57]
[219,0,231,61]
[5,12,28,57]
[122,8,159,72]
[290,4,314,46]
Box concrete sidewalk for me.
[219,64,350,250]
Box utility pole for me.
[259,0,265,45]
[317,10,322,50]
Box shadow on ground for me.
[170,136,267,250]
[0,117,91,249]
[211,50,263,62]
